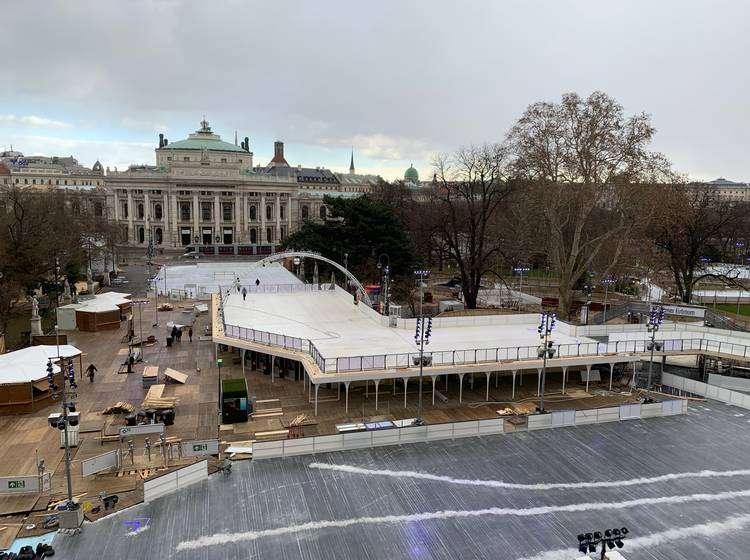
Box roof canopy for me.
[0,344,82,385]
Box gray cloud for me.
[1,0,749,179]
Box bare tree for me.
[507,91,671,317]
[432,144,515,308]
[652,185,746,303]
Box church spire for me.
[349,147,355,175]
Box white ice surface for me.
[223,288,596,359]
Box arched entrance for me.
[255,251,372,306]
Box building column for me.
[260,193,267,242]
[170,193,178,246]
[512,370,517,399]
[276,193,281,242]
[287,194,293,235]
[144,192,150,242]
[432,376,438,405]
[344,382,350,414]
[162,193,169,246]
[585,364,592,393]
[562,367,567,394]
[403,378,408,408]
[485,372,491,401]
[192,194,199,243]
[236,193,243,242]
[126,190,134,244]
[374,380,380,411]
[458,373,465,403]
[214,194,220,243]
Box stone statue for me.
[30,296,39,318]
[63,278,72,299]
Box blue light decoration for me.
[414,319,421,342]
[46,360,57,390]
[425,317,432,341]
[537,312,557,336]
[66,358,77,390]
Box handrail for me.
[220,322,750,375]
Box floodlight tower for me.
[514,265,531,295]
[413,269,432,426]
[537,311,556,413]
[577,527,628,559]
[644,305,665,403]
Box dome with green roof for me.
[404,164,419,182]
[160,119,247,153]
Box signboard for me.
[661,304,706,318]
[180,439,219,457]
[82,450,120,477]
[0,472,50,494]
[119,423,165,437]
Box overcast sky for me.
[1,0,748,181]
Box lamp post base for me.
[59,506,84,529]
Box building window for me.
[94,201,104,217]
[250,228,257,244]
[319,206,327,219]
[221,158,227,163]
[180,202,191,221]
[280,205,285,219]
[222,202,233,221]
[167,157,172,161]
[122,202,129,218]
[154,204,162,220]
[184,157,190,162]
[155,228,163,245]
[266,227,273,243]
[301,205,309,220]
[201,202,212,221]
[266,205,272,220]
[137,203,144,219]
[138,227,145,244]
[249,205,256,220]
[72,201,81,215]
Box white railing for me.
[662,372,750,410]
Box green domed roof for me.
[164,137,247,152]
[404,164,419,182]
[160,119,247,153]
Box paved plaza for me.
[55,400,750,560]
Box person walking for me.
[255,278,260,287]
[86,363,97,383]
[188,327,193,342]
[176,327,183,342]
[171,325,178,342]
[242,287,247,301]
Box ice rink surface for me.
[223,288,595,359]
[155,262,300,295]
[55,401,750,560]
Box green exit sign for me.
[193,444,208,452]
[8,480,25,489]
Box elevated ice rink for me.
[223,286,596,361]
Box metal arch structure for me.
[255,251,372,306]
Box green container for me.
[221,378,250,424]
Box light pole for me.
[377,254,390,315]
[601,277,615,324]
[513,265,530,295]
[47,314,78,519]
[645,305,665,403]
[413,269,431,425]
[147,235,157,326]
[536,312,556,413]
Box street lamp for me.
[513,265,530,295]
[601,278,616,324]
[577,527,628,559]
[377,254,391,315]
[536,312,556,413]
[293,256,301,280]
[644,305,665,403]
[413,269,431,425]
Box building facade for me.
[702,177,750,202]
[0,149,108,217]
[105,120,380,250]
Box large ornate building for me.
[104,120,380,251]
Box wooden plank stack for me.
[142,383,177,409]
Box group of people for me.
[170,324,193,342]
